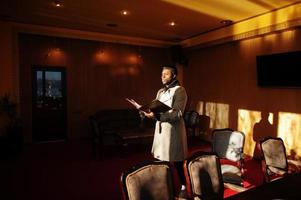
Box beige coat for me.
[151,85,188,162]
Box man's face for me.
[161,68,174,85]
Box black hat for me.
[162,65,177,76]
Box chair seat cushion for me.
[221,164,242,176]
[223,173,243,186]
[267,166,287,175]
[221,164,243,186]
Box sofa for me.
[90,109,155,159]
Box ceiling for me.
[1,0,301,43]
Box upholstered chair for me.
[121,161,174,200]
[183,111,200,137]
[260,137,290,183]
[184,152,224,200]
[212,129,245,187]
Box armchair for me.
[260,137,289,183]
[121,160,175,200]
[184,151,224,200]
[212,129,245,187]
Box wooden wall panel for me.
[18,34,171,141]
[0,22,14,136]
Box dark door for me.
[32,67,67,142]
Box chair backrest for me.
[198,115,210,133]
[184,111,200,137]
[184,111,200,129]
[90,116,101,138]
[184,152,224,199]
[212,129,245,162]
[261,137,288,172]
[121,161,174,200]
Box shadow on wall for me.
[252,111,276,159]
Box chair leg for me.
[261,160,269,183]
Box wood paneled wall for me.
[184,28,301,157]
[18,33,171,141]
[0,22,14,136]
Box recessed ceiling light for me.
[220,19,233,26]
[53,1,63,8]
[169,21,176,27]
[121,10,129,16]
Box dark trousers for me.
[174,161,185,186]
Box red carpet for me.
[1,139,263,199]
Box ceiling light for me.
[220,19,233,26]
[121,10,129,16]
[169,21,176,27]
[53,1,63,8]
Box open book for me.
[126,98,171,114]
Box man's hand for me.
[142,111,154,119]
[126,98,141,109]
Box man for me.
[144,65,188,197]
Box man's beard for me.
[163,79,179,91]
[163,78,176,86]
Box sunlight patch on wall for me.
[238,109,261,156]
[196,101,204,115]
[278,112,301,158]
[205,102,229,129]
[268,114,273,125]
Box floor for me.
[0,138,263,200]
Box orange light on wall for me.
[94,49,112,65]
[94,48,142,76]
[111,66,127,76]
[127,54,139,65]
[48,48,61,57]
[46,48,67,65]
[128,66,139,75]
[122,54,142,75]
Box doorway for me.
[32,66,67,142]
